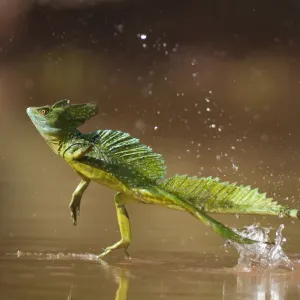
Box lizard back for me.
[81,129,166,187]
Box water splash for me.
[8,251,98,261]
[225,223,294,271]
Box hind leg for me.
[98,193,132,259]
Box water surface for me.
[2,235,300,299]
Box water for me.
[2,223,300,299]
[227,224,295,271]
[2,246,300,300]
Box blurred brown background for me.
[1,0,300,256]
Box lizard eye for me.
[39,108,50,116]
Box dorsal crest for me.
[89,130,166,182]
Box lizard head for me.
[26,99,98,135]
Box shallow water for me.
[2,229,300,300]
[1,246,300,300]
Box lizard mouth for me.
[26,107,48,131]
[26,106,62,135]
[26,107,46,123]
[26,107,33,117]
[26,107,36,119]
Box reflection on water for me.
[2,250,300,300]
[98,260,130,300]
[233,268,300,300]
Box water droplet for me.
[232,163,239,171]
[115,24,124,33]
[135,119,146,131]
[191,58,197,66]
[138,33,147,40]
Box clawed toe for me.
[69,202,81,226]
[97,241,130,259]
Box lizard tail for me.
[159,174,300,219]
[157,175,300,244]
[287,208,300,219]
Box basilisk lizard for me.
[27,100,300,258]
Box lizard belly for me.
[70,160,125,191]
[131,187,185,211]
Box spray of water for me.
[225,223,294,271]
[11,251,98,261]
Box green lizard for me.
[26,99,300,258]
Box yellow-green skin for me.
[26,100,300,259]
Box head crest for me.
[52,99,70,109]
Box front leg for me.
[72,144,94,160]
[71,133,99,160]
[69,177,91,226]
[98,192,132,259]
